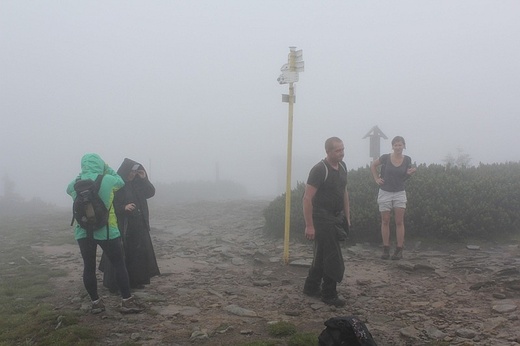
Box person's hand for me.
[136,170,146,179]
[407,167,417,175]
[125,203,137,212]
[375,177,384,185]
[305,226,315,240]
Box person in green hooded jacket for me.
[67,153,144,314]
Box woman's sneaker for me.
[120,296,145,314]
[91,298,106,314]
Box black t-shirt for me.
[379,154,411,192]
[307,159,348,213]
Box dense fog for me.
[1,1,519,207]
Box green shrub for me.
[406,162,520,240]
[267,321,297,337]
[263,182,306,241]
[288,332,318,345]
[238,342,277,346]
[263,162,520,243]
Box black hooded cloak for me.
[99,158,160,290]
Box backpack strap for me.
[94,174,112,240]
[70,176,82,226]
[321,160,329,182]
[380,154,389,178]
[94,174,104,192]
[321,160,346,183]
[105,205,111,240]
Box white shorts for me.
[377,190,407,212]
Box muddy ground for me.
[37,200,520,345]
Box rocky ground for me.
[38,200,520,345]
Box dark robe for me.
[99,158,160,291]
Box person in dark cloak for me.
[302,137,351,307]
[99,158,160,291]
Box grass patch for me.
[239,341,278,346]
[267,321,297,337]
[236,331,317,346]
[288,332,318,346]
[0,208,98,345]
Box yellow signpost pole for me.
[283,81,294,265]
[278,47,303,265]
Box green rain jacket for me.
[67,153,125,240]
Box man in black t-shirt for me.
[302,137,351,307]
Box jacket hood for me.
[117,158,142,182]
[80,153,105,175]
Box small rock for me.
[214,323,232,334]
[231,257,245,266]
[413,263,436,271]
[253,257,266,265]
[492,304,517,313]
[495,267,519,276]
[215,264,230,270]
[456,328,477,339]
[425,326,447,340]
[397,263,415,272]
[224,304,258,317]
[190,330,208,341]
[483,317,507,331]
[470,281,495,290]
[399,326,421,339]
[289,259,311,267]
[284,310,301,316]
[356,279,372,286]
[252,280,271,287]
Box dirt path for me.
[40,200,520,345]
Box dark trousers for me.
[77,237,131,300]
[304,211,345,299]
[304,240,338,299]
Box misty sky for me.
[1,1,519,207]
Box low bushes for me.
[263,162,520,243]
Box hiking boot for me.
[321,296,346,308]
[120,296,145,314]
[91,298,105,314]
[381,246,390,260]
[391,247,403,260]
[303,288,321,298]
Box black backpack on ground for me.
[318,316,378,346]
[71,175,109,238]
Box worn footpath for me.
[38,200,520,345]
